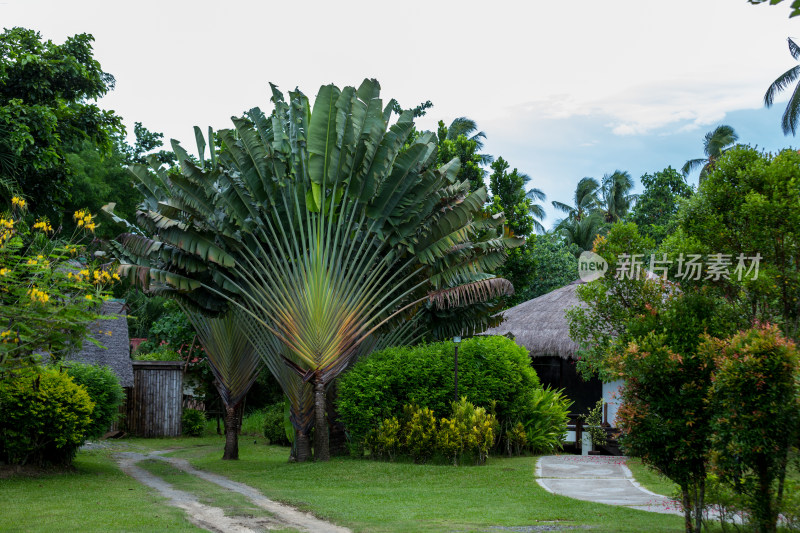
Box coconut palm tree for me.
[681,125,739,184]
[105,80,521,461]
[552,177,600,222]
[598,170,636,223]
[764,37,800,135]
[556,213,606,253]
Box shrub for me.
[181,408,205,437]
[261,402,290,446]
[64,362,124,439]
[0,366,94,466]
[707,325,800,533]
[133,348,182,361]
[372,400,498,465]
[338,336,546,453]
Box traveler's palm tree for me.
[765,37,800,135]
[598,170,636,223]
[183,307,261,460]
[105,80,521,461]
[551,177,600,222]
[681,125,738,184]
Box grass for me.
[625,458,680,497]
[0,448,202,533]
[137,458,274,519]
[157,435,685,533]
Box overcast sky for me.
[4,0,799,227]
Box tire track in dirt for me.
[116,451,350,533]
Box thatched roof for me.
[483,280,585,359]
[66,300,134,387]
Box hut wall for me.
[531,356,602,416]
[128,361,184,437]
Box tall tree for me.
[436,117,493,191]
[551,177,600,222]
[184,308,261,460]
[627,166,693,244]
[598,170,636,223]
[0,28,123,217]
[681,125,739,183]
[488,156,546,235]
[106,80,521,461]
[764,37,800,135]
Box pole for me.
[454,343,459,401]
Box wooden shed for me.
[127,361,184,437]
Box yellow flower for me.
[28,287,50,304]
[85,294,92,300]
[112,272,121,281]
[32,219,53,233]
[26,259,37,266]
[11,196,27,209]
[0,268,7,276]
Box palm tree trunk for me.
[326,380,348,457]
[222,401,242,460]
[296,429,311,462]
[314,375,329,461]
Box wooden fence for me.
[126,361,184,437]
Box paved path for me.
[117,451,351,533]
[536,455,682,515]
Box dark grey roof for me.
[67,300,134,387]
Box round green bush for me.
[64,362,124,439]
[181,408,206,437]
[337,336,544,450]
[0,366,94,466]
[262,402,290,446]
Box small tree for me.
[705,325,800,533]
[614,331,716,533]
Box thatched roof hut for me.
[483,280,584,359]
[67,300,134,387]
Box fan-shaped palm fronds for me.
[682,125,739,184]
[183,307,261,459]
[765,37,800,135]
[105,79,521,461]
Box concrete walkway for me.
[536,455,682,515]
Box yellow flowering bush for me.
[0,200,118,372]
[372,400,498,465]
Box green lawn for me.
[159,435,684,533]
[0,448,202,533]
[1,435,687,533]
[625,457,680,497]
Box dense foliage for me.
[0,366,94,466]
[627,167,692,244]
[337,336,569,455]
[372,400,497,465]
[64,362,124,439]
[0,28,123,218]
[181,408,206,437]
[705,325,800,533]
[0,203,118,373]
[679,147,800,334]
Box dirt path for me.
[116,451,351,533]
